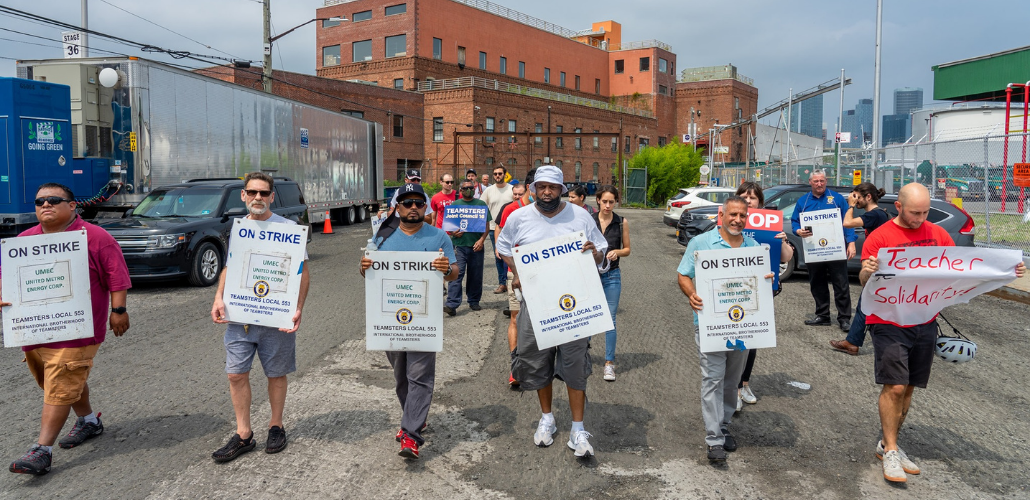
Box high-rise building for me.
[881,114,909,146]
[854,98,873,145]
[894,87,923,116]
[789,94,823,138]
[841,109,858,146]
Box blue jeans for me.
[600,268,622,362]
[446,245,484,308]
[846,296,868,347]
[487,231,507,285]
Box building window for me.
[433,117,443,142]
[611,137,618,152]
[393,78,404,89]
[342,110,364,118]
[614,60,624,74]
[556,160,563,170]
[555,125,563,148]
[669,61,675,75]
[519,61,525,78]
[385,34,406,58]
[592,162,599,181]
[322,45,340,66]
[639,57,650,71]
[659,58,668,73]
[535,123,542,146]
[385,3,407,16]
[574,162,582,182]
[595,78,601,94]
[479,51,487,70]
[508,119,516,133]
[352,10,372,22]
[658,136,666,147]
[535,159,542,167]
[734,97,740,110]
[352,39,372,62]
[485,117,495,143]
[593,132,599,149]
[433,38,442,60]
[574,128,582,150]
[393,115,403,138]
[575,75,580,91]
[499,56,507,75]
[625,135,631,153]
[457,46,466,67]
[658,85,668,95]
[322,18,342,28]
[560,72,566,88]
[507,157,517,167]
[544,67,550,84]
[638,137,649,150]
[485,157,494,166]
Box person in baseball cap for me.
[406,169,422,181]
[388,169,432,221]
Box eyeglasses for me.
[244,189,272,197]
[442,181,453,184]
[460,186,475,191]
[35,196,72,206]
[398,199,426,208]
[493,173,504,177]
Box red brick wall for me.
[674,79,758,162]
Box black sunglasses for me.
[442,180,454,184]
[398,199,426,208]
[244,189,273,197]
[35,196,73,206]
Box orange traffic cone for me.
[322,211,333,234]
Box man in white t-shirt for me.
[495,165,608,458]
[480,166,514,293]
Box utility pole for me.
[262,0,272,93]
[785,88,793,177]
[81,0,88,57]
[690,106,696,149]
[836,68,845,185]
[871,0,883,168]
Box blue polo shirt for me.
[789,189,857,243]
[376,223,457,265]
[677,229,759,326]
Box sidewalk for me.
[988,272,1030,305]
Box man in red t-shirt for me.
[860,183,1023,483]
[2,183,131,476]
[430,174,458,229]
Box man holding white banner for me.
[3,183,130,476]
[210,172,311,463]
[859,183,1025,483]
[361,182,457,460]
[496,165,608,458]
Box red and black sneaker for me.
[9,445,52,475]
[395,422,429,442]
[58,412,103,449]
[398,432,419,459]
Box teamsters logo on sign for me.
[818,238,828,247]
[253,280,270,298]
[728,304,745,323]
[396,308,413,325]
[559,294,577,312]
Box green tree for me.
[629,142,704,206]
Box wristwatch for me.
[111,306,127,314]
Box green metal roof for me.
[931,45,1030,101]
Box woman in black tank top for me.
[593,186,631,382]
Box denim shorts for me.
[224,324,297,378]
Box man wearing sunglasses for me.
[361,182,458,460]
[4,183,130,476]
[430,174,458,229]
[210,172,311,463]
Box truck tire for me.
[342,206,356,225]
[188,242,222,287]
[355,205,368,223]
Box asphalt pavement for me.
[1,207,1028,499]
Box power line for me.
[96,0,247,61]
[0,27,131,58]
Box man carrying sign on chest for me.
[860,183,1025,483]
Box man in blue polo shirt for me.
[678,196,773,465]
[789,170,856,331]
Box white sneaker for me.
[736,396,742,412]
[740,385,757,404]
[603,364,616,381]
[881,449,907,483]
[534,419,557,447]
[567,429,594,457]
[877,440,920,474]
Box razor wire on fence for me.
[706,132,1030,257]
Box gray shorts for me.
[224,324,297,378]
[511,298,592,391]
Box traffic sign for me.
[62,31,83,59]
[699,165,711,175]
[682,134,691,142]
[1014,163,1030,188]
[835,132,851,144]
[852,169,861,185]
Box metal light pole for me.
[836,68,845,184]
[81,0,88,57]
[263,0,272,92]
[871,0,883,168]
[785,88,793,175]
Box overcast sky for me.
[1,0,1025,133]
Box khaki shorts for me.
[25,344,100,406]
[507,271,520,311]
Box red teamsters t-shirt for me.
[431,191,458,228]
[862,219,954,327]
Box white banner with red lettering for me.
[861,246,1023,325]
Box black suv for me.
[98,178,309,287]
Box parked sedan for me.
[675,184,976,281]
[662,187,736,227]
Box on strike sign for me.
[861,246,1022,326]
[364,251,444,352]
[223,218,308,329]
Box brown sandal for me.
[829,340,859,356]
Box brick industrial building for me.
[223,0,761,184]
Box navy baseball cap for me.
[406,169,422,180]
[396,182,430,204]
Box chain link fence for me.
[707,132,1030,257]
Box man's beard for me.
[247,201,269,216]
[724,226,743,236]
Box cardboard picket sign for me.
[2,230,94,347]
[861,246,1022,326]
[441,204,488,233]
[514,232,613,349]
[693,246,777,353]
[799,209,847,263]
[223,218,308,330]
[718,207,785,290]
[365,251,444,352]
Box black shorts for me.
[511,298,592,392]
[870,322,937,388]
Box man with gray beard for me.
[209,172,311,463]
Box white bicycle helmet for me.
[935,337,976,363]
